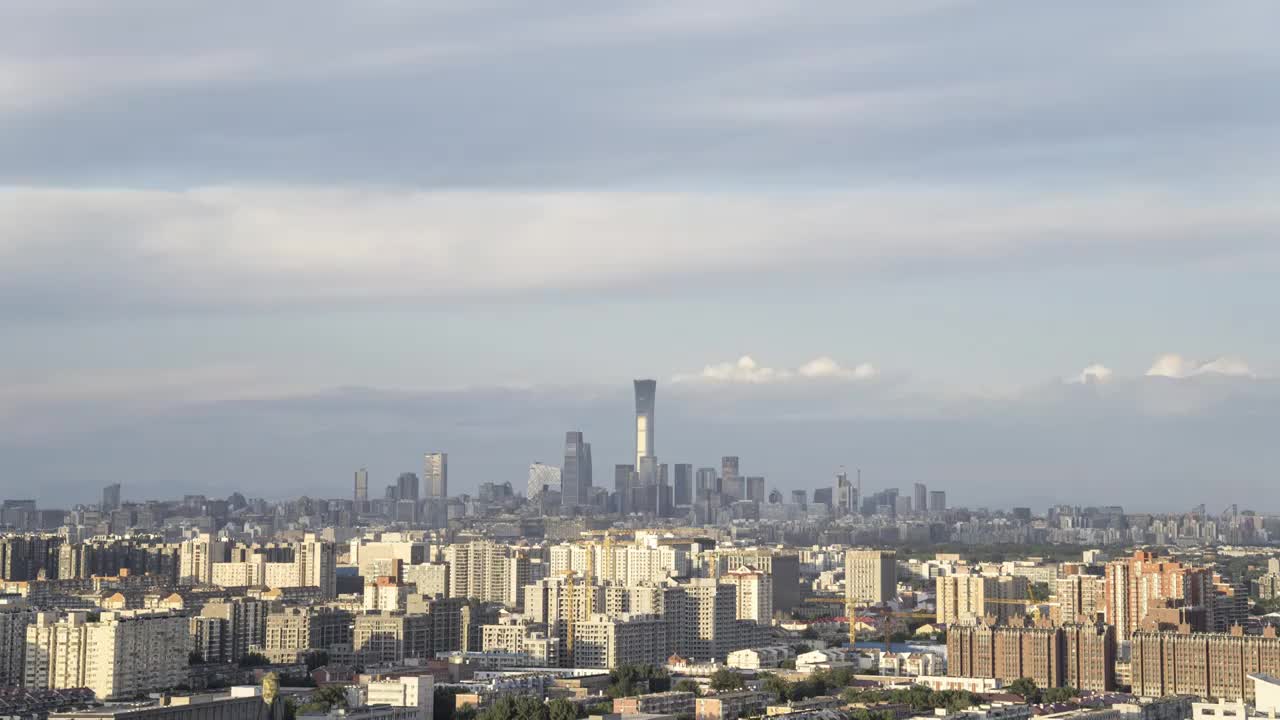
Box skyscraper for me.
[913,483,928,513]
[634,380,656,468]
[746,476,765,502]
[673,464,693,506]
[424,453,447,499]
[101,483,121,512]
[614,464,634,515]
[561,431,591,510]
[396,473,420,502]
[354,469,369,505]
[721,456,741,500]
[928,490,947,512]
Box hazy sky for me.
[3,1,1278,509]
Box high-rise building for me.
[614,464,635,515]
[663,579,743,661]
[101,484,121,513]
[572,613,667,669]
[845,550,896,606]
[396,473,420,502]
[721,457,741,500]
[296,533,337,598]
[1104,550,1212,637]
[25,610,189,700]
[1132,627,1280,701]
[928,491,947,512]
[1056,574,1106,624]
[673,464,693,507]
[561,431,591,510]
[527,462,561,499]
[813,487,833,508]
[722,566,773,625]
[424,453,447,499]
[913,483,927,513]
[636,456,660,515]
[634,380,657,469]
[695,467,717,494]
[746,477,765,502]
[354,469,369,505]
[0,598,35,686]
[791,490,807,507]
[835,472,853,515]
[947,618,1115,692]
[179,533,226,585]
[445,539,511,605]
[935,575,1028,625]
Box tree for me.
[476,696,549,720]
[1006,678,1041,704]
[761,674,791,701]
[608,664,670,698]
[673,679,702,697]
[188,650,204,665]
[312,685,348,709]
[547,699,577,720]
[709,668,745,692]
[239,652,270,668]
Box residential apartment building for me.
[0,597,37,686]
[445,540,510,606]
[935,574,1029,625]
[947,619,1116,692]
[1131,627,1280,702]
[25,610,188,700]
[1105,551,1212,637]
[846,550,896,606]
[721,565,773,625]
[570,612,667,668]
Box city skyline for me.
[3,2,1277,510]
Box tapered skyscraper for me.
[634,379,656,469]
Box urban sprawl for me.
[2,381,1279,720]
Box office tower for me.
[673,464,693,506]
[25,609,189,699]
[894,495,913,516]
[790,490,807,507]
[1131,627,1280,701]
[845,549,896,606]
[101,483,121,512]
[634,379,657,468]
[396,472,420,502]
[696,467,717,493]
[561,431,591,510]
[913,483,927,513]
[527,462,561,499]
[614,464,634,515]
[928,490,947,512]
[634,456,660,515]
[424,453,447,499]
[746,476,765,502]
[836,472,852,514]
[813,487,833,508]
[354,468,369,505]
[1104,550,1212,637]
[721,456,741,500]
[935,575,1029,625]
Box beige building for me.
[179,534,226,586]
[401,563,449,598]
[935,574,1029,625]
[26,610,189,699]
[445,540,510,605]
[570,613,667,669]
[366,674,434,720]
[845,550,896,606]
[721,566,773,625]
[1056,575,1105,624]
[695,691,771,720]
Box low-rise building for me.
[695,691,771,720]
[613,692,696,717]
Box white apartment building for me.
[179,534,226,585]
[722,566,773,625]
[571,613,667,669]
[446,540,510,605]
[26,610,188,699]
[845,550,896,606]
[0,597,36,686]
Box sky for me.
[2,1,1278,510]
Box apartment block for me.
[1131,627,1280,702]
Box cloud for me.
[1145,354,1255,379]
[1068,364,1114,384]
[675,355,878,384]
[2,184,1277,316]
